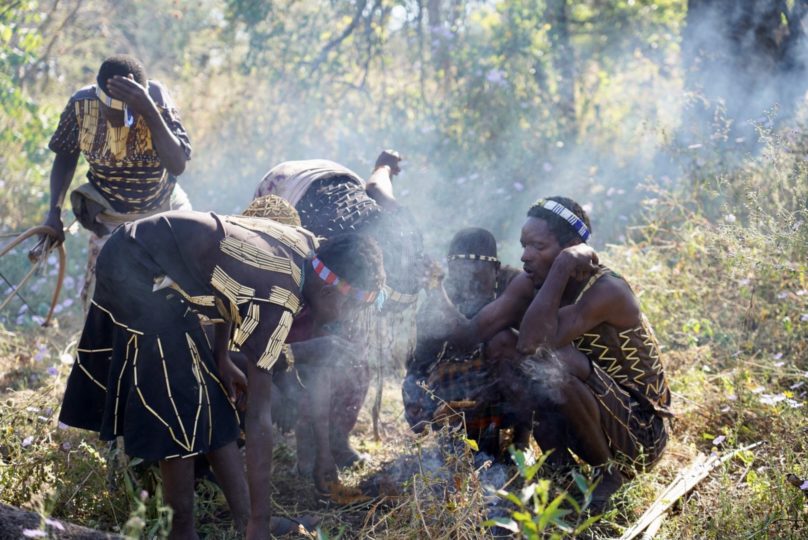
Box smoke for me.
[516,349,569,407]
[169,1,808,274]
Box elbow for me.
[167,160,186,177]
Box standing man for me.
[36,54,192,306]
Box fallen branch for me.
[0,503,120,539]
[619,441,763,540]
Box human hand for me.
[218,355,248,411]
[374,149,402,176]
[29,209,64,262]
[560,244,599,281]
[106,74,155,117]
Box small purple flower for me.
[22,436,34,447]
[800,480,808,490]
[712,435,725,445]
[47,366,58,377]
[485,68,506,85]
[33,344,48,362]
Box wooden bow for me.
[0,225,66,327]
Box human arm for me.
[39,152,80,245]
[214,322,247,410]
[365,149,402,208]
[419,272,535,350]
[105,76,188,176]
[517,245,639,351]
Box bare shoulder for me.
[579,272,641,327]
[503,271,536,302]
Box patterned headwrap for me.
[96,86,135,127]
[532,199,590,242]
[446,227,500,265]
[311,257,384,308]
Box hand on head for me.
[560,243,599,281]
[106,74,153,116]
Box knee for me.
[505,350,581,407]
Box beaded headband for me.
[447,253,500,264]
[311,257,381,305]
[96,86,135,127]
[533,199,590,242]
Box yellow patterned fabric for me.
[242,194,302,227]
[48,82,192,214]
[257,311,294,370]
[223,215,317,258]
[572,267,672,417]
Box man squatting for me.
[418,196,672,509]
[403,227,521,455]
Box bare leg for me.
[329,353,369,467]
[207,441,249,533]
[523,346,612,466]
[159,457,199,540]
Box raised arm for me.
[365,150,402,209]
[518,245,639,352]
[106,75,188,176]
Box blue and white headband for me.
[534,199,590,242]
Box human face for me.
[520,217,563,287]
[445,259,498,317]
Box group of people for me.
[40,55,672,538]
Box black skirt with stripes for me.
[58,230,240,461]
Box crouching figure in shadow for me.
[419,197,673,510]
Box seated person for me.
[59,209,385,539]
[403,228,519,455]
[420,197,672,508]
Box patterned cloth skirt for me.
[583,361,668,475]
[59,231,240,461]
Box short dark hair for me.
[447,227,498,261]
[526,196,591,246]
[316,233,385,292]
[97,55,147,93]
